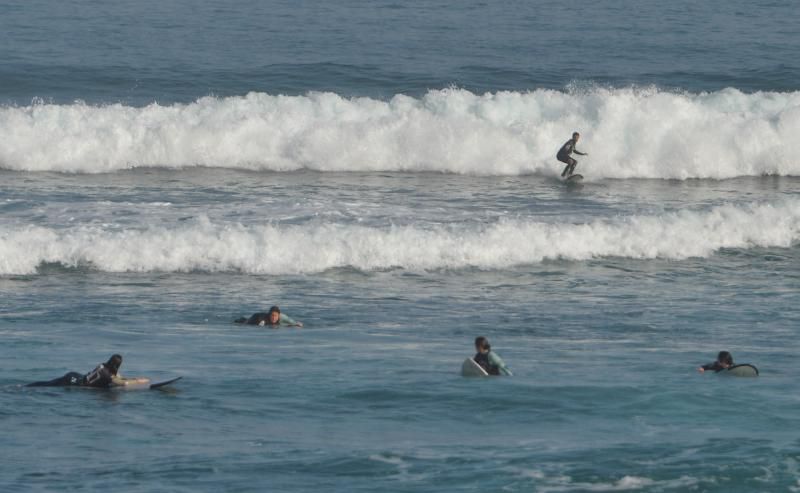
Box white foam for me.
[1,200,797,275]
[533,473,699,492]
[1,87,799,178]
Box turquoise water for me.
[2,1,800,491]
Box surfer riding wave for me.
[557,131,588,178]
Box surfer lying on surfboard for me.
[26,354,150,388]
[235,305,303,327]
[697,351,759,377]
[557,131,588,178]
[474,336,512,376]
[697,351,733,373]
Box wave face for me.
[1,200,797,275]
[1,88,799,178]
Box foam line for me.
[1,200,797,275]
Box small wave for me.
[1,200,797,275]
[535,474,699,492]
[1,87,799,178]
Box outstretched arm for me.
[279,314,304,327]
[697,362,722,373]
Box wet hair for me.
[572,132,580,138]
[269,305,281,314]
[717,351,733,366]
[106,354,123,375]
[474,336,490,351]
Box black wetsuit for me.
[27,364,116,388]
[235,312,298,326]
[700,361,730,373]
[474,352,500,376]
[557,138,585,177]
[236,312,273,325]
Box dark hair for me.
[474,336,490,351]
[572,131,580,138]
[717,351,733,366]
[269,305,281,314]
[106,354,123,375]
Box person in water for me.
[235,305,303,327]
[557,131,588,178]
[26,354,149,388]
[698,351,734,373]
[473,336,512,376]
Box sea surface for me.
[2,1,800,492]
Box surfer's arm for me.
[574,149,587,156]
[698,362,721,373]
[488,352,512,376]
[280,314,303,327]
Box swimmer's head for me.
[475,336,490,353]
[106,354,123,374]
[717,351,733,367]
[268,306,281,324]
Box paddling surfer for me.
[697,351,734,373]
[235,305,303,327]
[26,354,149,388]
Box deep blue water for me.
[2,1,800,491]
[2,0,800,105]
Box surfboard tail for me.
[150,376,183,389]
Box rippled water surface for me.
[2,0,800,490]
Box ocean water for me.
[2,1,800,492]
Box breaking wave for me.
[1,199,798,275]
[1,87,799,178]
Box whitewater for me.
[2,199,799,275]
[2,87,799,178]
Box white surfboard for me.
[114,376,182,390]
[461,358,489,377]
[722,364,759,377]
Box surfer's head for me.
[106,354,123,375]
[268,306,281,325]
[572,131,580,141]
[717,351,733,368]
[475,336,491,353]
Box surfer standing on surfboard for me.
[557,131,588,178]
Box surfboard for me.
[27,376,183,390]
[149,376,183,389]
[461,358,489,377]
[112,376,182,390]
[565,174,583,183]
[722,364,758,377]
